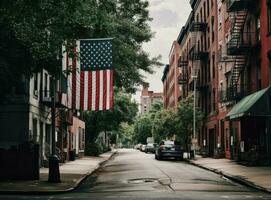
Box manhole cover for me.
[127,178,157,184]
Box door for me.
[220,120,225,151]
[209,129,215,157]
[39,122,44,166]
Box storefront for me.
[226,87,271,165]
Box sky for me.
[134,0,191,102]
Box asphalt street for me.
[1,149,271,200]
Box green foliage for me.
[117,122,135,147]
[149,101,163,118]
[132,101,175,144]
[0,0,162,96]
[131,96,203,149]
[85,141,103,156]
[83,90,138,143]
[85,140,111,156]
[152,109,176,143]
[175,95,204,149]
[133,115,152,144]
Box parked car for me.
[141,144,146,152]
[145,143,156,153]
[155,140,183,160]
[134,144,142,150]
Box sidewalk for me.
[188,156,271,193]
[0,150,117,194]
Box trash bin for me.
[69,150,76,161]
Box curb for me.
[186,159,271,194]
[0,150,118,195]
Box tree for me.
[152,108,176,143]
[133,115,152,144]
[175,95,204,151]
[83,90,138,143]
[0,0,161,96]
[117,122,134,147]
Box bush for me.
[101,143,111,153]
[85,142,103,156]
[85,142,111,156]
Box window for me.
[207,59,211,82]
[200,8,203,22]
[203,2,206,22]
[45,124,51,144]
[44,73,48,97]
[208,92,211,113]
[212,54,215,79]
[211,16,215,43]
[207,0,210,16]
[256,14,261,42]
[268,1,271,34]
[79,128,85,150]
[212,89,216,112]
[33,73,38,96]
[32,118,38,142]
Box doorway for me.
[209,128,215,157]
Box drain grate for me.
[127,178,157,184]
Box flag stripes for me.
[62,39,114,111]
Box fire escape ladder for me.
[229,55,246,93]
[228,8,249,99]
[228,10,248,50]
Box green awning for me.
[226,87,271,120]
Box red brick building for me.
[140,83,163,114]
[176,0,219,157]
[217,0,271,164]
[162,41,181,110]
[163,0,271,164]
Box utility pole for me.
[48,76,61,183]
[192,76,197,159]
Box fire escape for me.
[189,21,208,91]
[178,56,188,101]
[225,0,252,102]
[178,57,188,85]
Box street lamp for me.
[191,63,199,160]
[48,76,61,183]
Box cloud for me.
[133,0,191,102]
[151,9,180,27]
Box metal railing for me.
[227,0,251,11]
[218,85,251,102]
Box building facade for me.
[217,0,271,164]
[163,0,271,164]
[140,83,163,114]
[162,41,181,110]
[0,67,86,179]
[176,0,220,157]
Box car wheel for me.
[175,156,183,161]
[157,154,162,160]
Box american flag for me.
[63,39,114,111]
